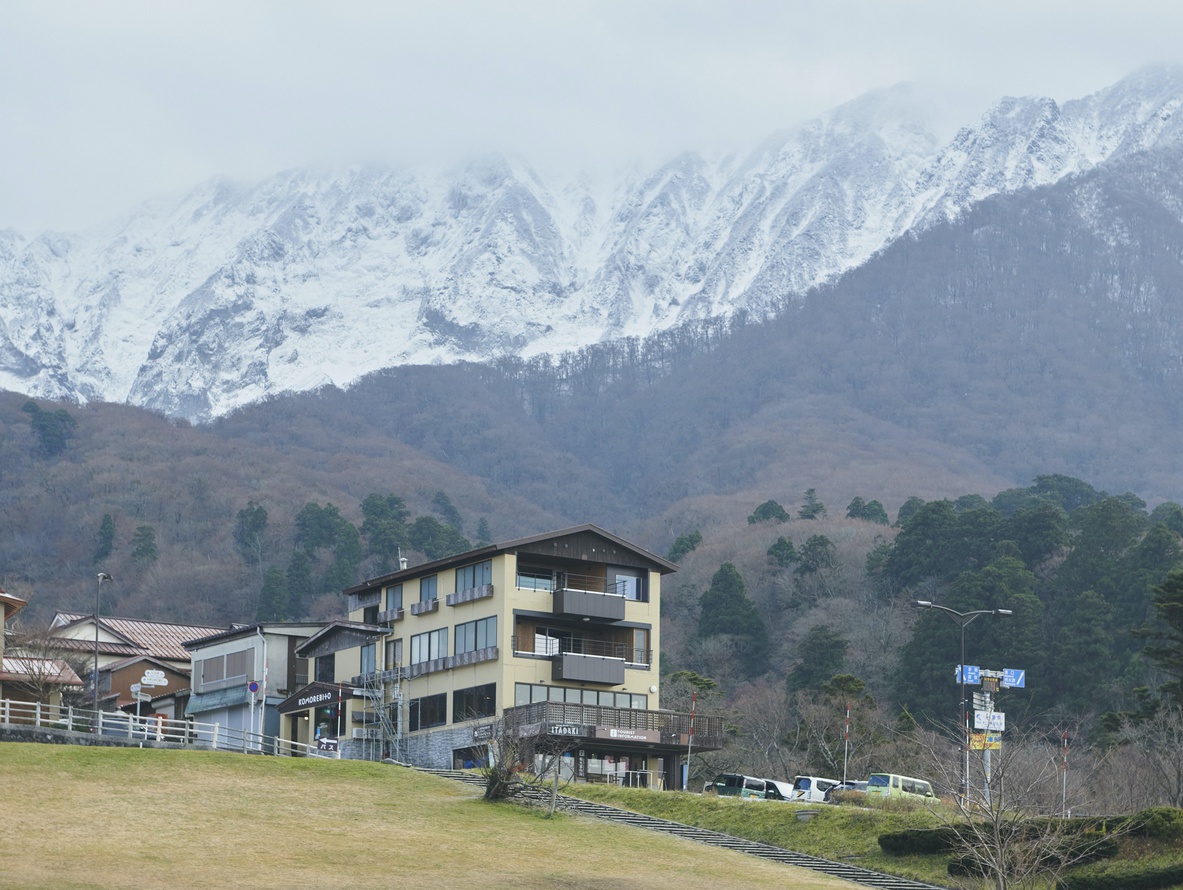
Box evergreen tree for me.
[93,514,116,564]
[748,500,789,524]
[360,493,410,571]
[696,562,769,678]
[432,490,463,531]
[233,501,268,567]
[798,488,827,520]
[767,536,798,568]
[256,567,289,621]
[1049,589,1117,712]
[408,516,471,560]
[475,517,493,546]
[294,502,345,555]
[667,530,702,562]
[894,496,926,527]
[286,551,314,618]
[1144,569,1183,703]
[846,497,889,524]
[796,535,836,576]
[786,625,849,693]
[130,525,157,567]
[21,401,77,457]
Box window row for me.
[408,683,496,731]
[515,565,648,601]
[410,616,497,665]
[514,683,647,710]
[199,648,250,691]
[384,559,493,610]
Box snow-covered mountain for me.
[3,67,1183,422]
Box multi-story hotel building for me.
[278,524,722,789]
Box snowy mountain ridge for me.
[3,66,1183,422]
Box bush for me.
[878,826,960,855]
[1057,862,1183,890]
[1129,807,1183,841]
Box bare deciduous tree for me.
[916,724,1133,890]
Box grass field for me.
[1,744,854,890]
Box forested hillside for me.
[5,140,1183,784]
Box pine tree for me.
[93,514,116,564]
[696,562,769,678]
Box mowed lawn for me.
[1,743,853,890]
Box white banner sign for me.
[974,711,1005,732]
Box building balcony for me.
[446,583,494,607]
[378,608,404,624]
[551,652,626,685]
[504,701,726,752]
[406,646,499,679]
[409,599,439,616]
[553,587,625,621]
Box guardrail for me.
[0,697,338,759]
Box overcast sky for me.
[3,1,1183,234]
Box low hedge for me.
[948,837,1119,877]
[1057,862,1183,890]
[878,826,962,855]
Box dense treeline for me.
[665,475,1183,805]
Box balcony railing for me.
[409,598,439,616]
[377,608,404,624]
[504,701,725,751]
[446,583,494,607]
[521,636,650,665]
[553,587,625,621]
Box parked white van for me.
[789,775,841,803]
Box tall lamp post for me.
[94,573,113,716]
[915,601,1011,801]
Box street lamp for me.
[915,600,1012,801]
[94,573,113,717]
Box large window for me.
[385,583,403,611]
[514,683,646,709]
[611,568,646,601]
[316,652,335,683]
[455,616,497,654]
[361,642,376,675]
[199,648,250,691]
[410,628,448,665]
[516,566,554,591]
[455,560,492,591]
[409,693,447,731]
[419,575,437,603]
[453,683,496,721]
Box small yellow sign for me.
[970,733,1002,750]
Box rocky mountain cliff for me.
[3,67,1183,422]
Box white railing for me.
[0,697,339,759]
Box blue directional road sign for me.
[1002,668,1026,689]
[957,664,981,684]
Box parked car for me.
[703,773,768,799]
[788,775,841,803]
[763,779,795,801]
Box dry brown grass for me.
[1,743,854,889]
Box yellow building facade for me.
[281,525,722,789]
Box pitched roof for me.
[53,613,226,661]
[344,523,677,595]
[0,656,83,685]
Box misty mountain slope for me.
[5,68,1183,421]
[269,141,1183,516]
